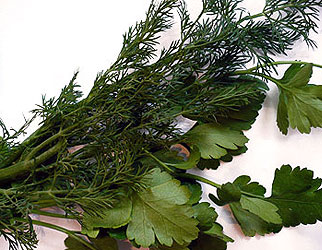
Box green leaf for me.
[192,202,218,231]
[217,182,241,204]
[153,145,201,170]
[216,76,267,130]
[196,146,247,170]
[276,63,322,134]
[197,158,220,170]
[82,198,132,234]
[64,235,118,250]
[233,175,266,196]
[217,176,282,236]
[203,223,234,243]
[189,233,229,250]
[186,123,249,159]
[240,196,282,224]
[184,182,202,205]
[107,227,127,240]
[229,202,278,237]
[81,227,100,239]
[150,242,189,250]
[126,168,199,248]
[267,165,322,227]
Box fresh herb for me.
[1,0,322,249]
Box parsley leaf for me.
[216,76,268,131]
[186,123,249,159]
[203,223,234,243]
[150,242,189,250]
[197,146,248,170]
[184,182,202,205]
[82,198,132,236]
[276,63,322,134]
[126,169,199,247]
[229,202,278,236]
[193,202,218,231]
[240,196,282,224]
[64,235,118,250]
[267,165,322,227]
[214,176,282,236]
[189,233,229,250]
[213,165,322,236]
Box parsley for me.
[1,0,322,249]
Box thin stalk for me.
[14,218,97,250]
[144,150,222,188]
[234,60,322,75]
[234,70,281,87]
[237,4,298,24]
[143,149,174,173]
[145,150,266,199]
[30,209,78,219]
[177,172,222,189]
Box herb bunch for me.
[1,0,322,249]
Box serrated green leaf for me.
[203,223,234,243]
[217,182,241,204]
[184,182,202,205]
[281,64,312,87]
[82,198,132,234]
[64,235,118,250]
[192,202,218,231]
[126,169,199,248]
[81,227,100,238]
[197,158,220,170]
[218,176,282,236]
[276,63,322,134]
[240,196,282,224]
[216,101,265,131]
[186,123,248,159]
[267,165,322,227]
[229,202,279,236]
[215,76,267,130]
[196,146,247,170]
[233,175,266,196]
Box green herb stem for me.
[0,140,65,183]
[235,70,281,87]
[234,60,322,75]
[143,149,175,173]
[177,172,222,189]
[177,173,265,199]
[13,218,97,250]
[24,132,62,161]
[144,150,223,189]
[237,4,297,24]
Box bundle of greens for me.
[1,0,322,249]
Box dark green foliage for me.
[268,165,322,227]
[64,235,118,250]
[212,165,322,237]
[276,63,322,134]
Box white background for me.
[1,0,322,249]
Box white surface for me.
[1,1,322,249]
